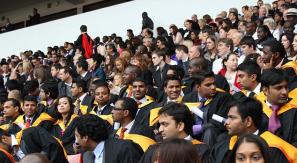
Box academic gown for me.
[82,138,143,163]
[0,148,14,163]
[1,112,54,136]
[183,91,233,146]
[50,114,79,155]
[139,139,210,163]
[183,75,230,94]
[20,127,68,163]
[258,98,297,146]
[111,122,155,140]
[209,132,297,163]
[134,99,156,128]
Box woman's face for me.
[281,35,290,49]
[235,142,265,163]
[226,54,238,71]
[292,35,297,52]
[57,97,71,114]
[115,60,124,72]
[105,56,111,65]
[18,65,23,73]
[206,38,215,50]
[190,32,197,40]
[219,29,227,39]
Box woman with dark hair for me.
[152,139,201,163]
[280,33,295,60]
[218,53,241,93]
[50,96,79,155]
[243,53,265,70]
[169,24,183,45]
[204,35,218,62]
[87,53,106,80]
[229,134,271,163]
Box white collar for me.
[123,120,135,133]
[133,96,147,104]
[247,83,261,96]
[184,135,193,141]
[93,141,105,160]
[97,104,107,113]
[79,93,87,103]
[81,71,88,78]
[253,130,259,135]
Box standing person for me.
[74,25,93,59]
[28,8,40,26]
[142,12,154,30]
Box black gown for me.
[82,138,143,163]
[50,114,79,154]
[20,126,68,163]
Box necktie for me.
[25,118,31,128]
[119,128,127,139]
[268,105,281,133]
[248,91,255,97]
[74,99,81,115]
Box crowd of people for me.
[0,0,296,162]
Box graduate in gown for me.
[50,96,79,154]
[75,114,143,163]
[140,103,209,163]
[20,126,68,163]
[209,97,297,163]
[182,71,233,146]
[257,68,297,146]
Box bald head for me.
[20,153,49,163]
[189,46,201,60]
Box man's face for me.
[257,28,267,40]
[31,59,40,67]
[225,106,247,136]
[23,101,37,117]
[75,129,88,151]
[240,44,254,56]
[51,55,59,63]
[76,65,83,75]
[264,81,289,106]
[1,65,9,74]
[58,69,69,82]
[39,89,47,101]
[95,86,110,106]
[88,84,97,98]
[158,114,181,140]
[188,63,201,78]
[71,83,81,97]
[164,80,181,100]
[3,101,18,118]
[217,42,230,57]
[197,77,216,98]
[152,54,163,66]
[246,23,256,35]
[237,70,255,90]
[261,46,274,64]
[188,46,199,60]
[132,81,147,100]
[51,67,59,78]
[111,100,126,123]
[123,69,134,85]
[283,22,294,34]
[175,50,183,61]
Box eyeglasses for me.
[112,107,128,111]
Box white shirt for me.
[96,104,107,115]
[93,141,105,163]
[238,55,246,65]
[184,135,193,141]
[123,120,135,133]
[253,130,259,135]
[247,83,261,96]
[81,71,88,78]
[79,93,87,105]
[212,58,223,74]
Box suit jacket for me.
[151,63,170,89]
[81,71,92,84]
[83,138,143,163]
[58,81,72,98]
[90,103,113,115]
